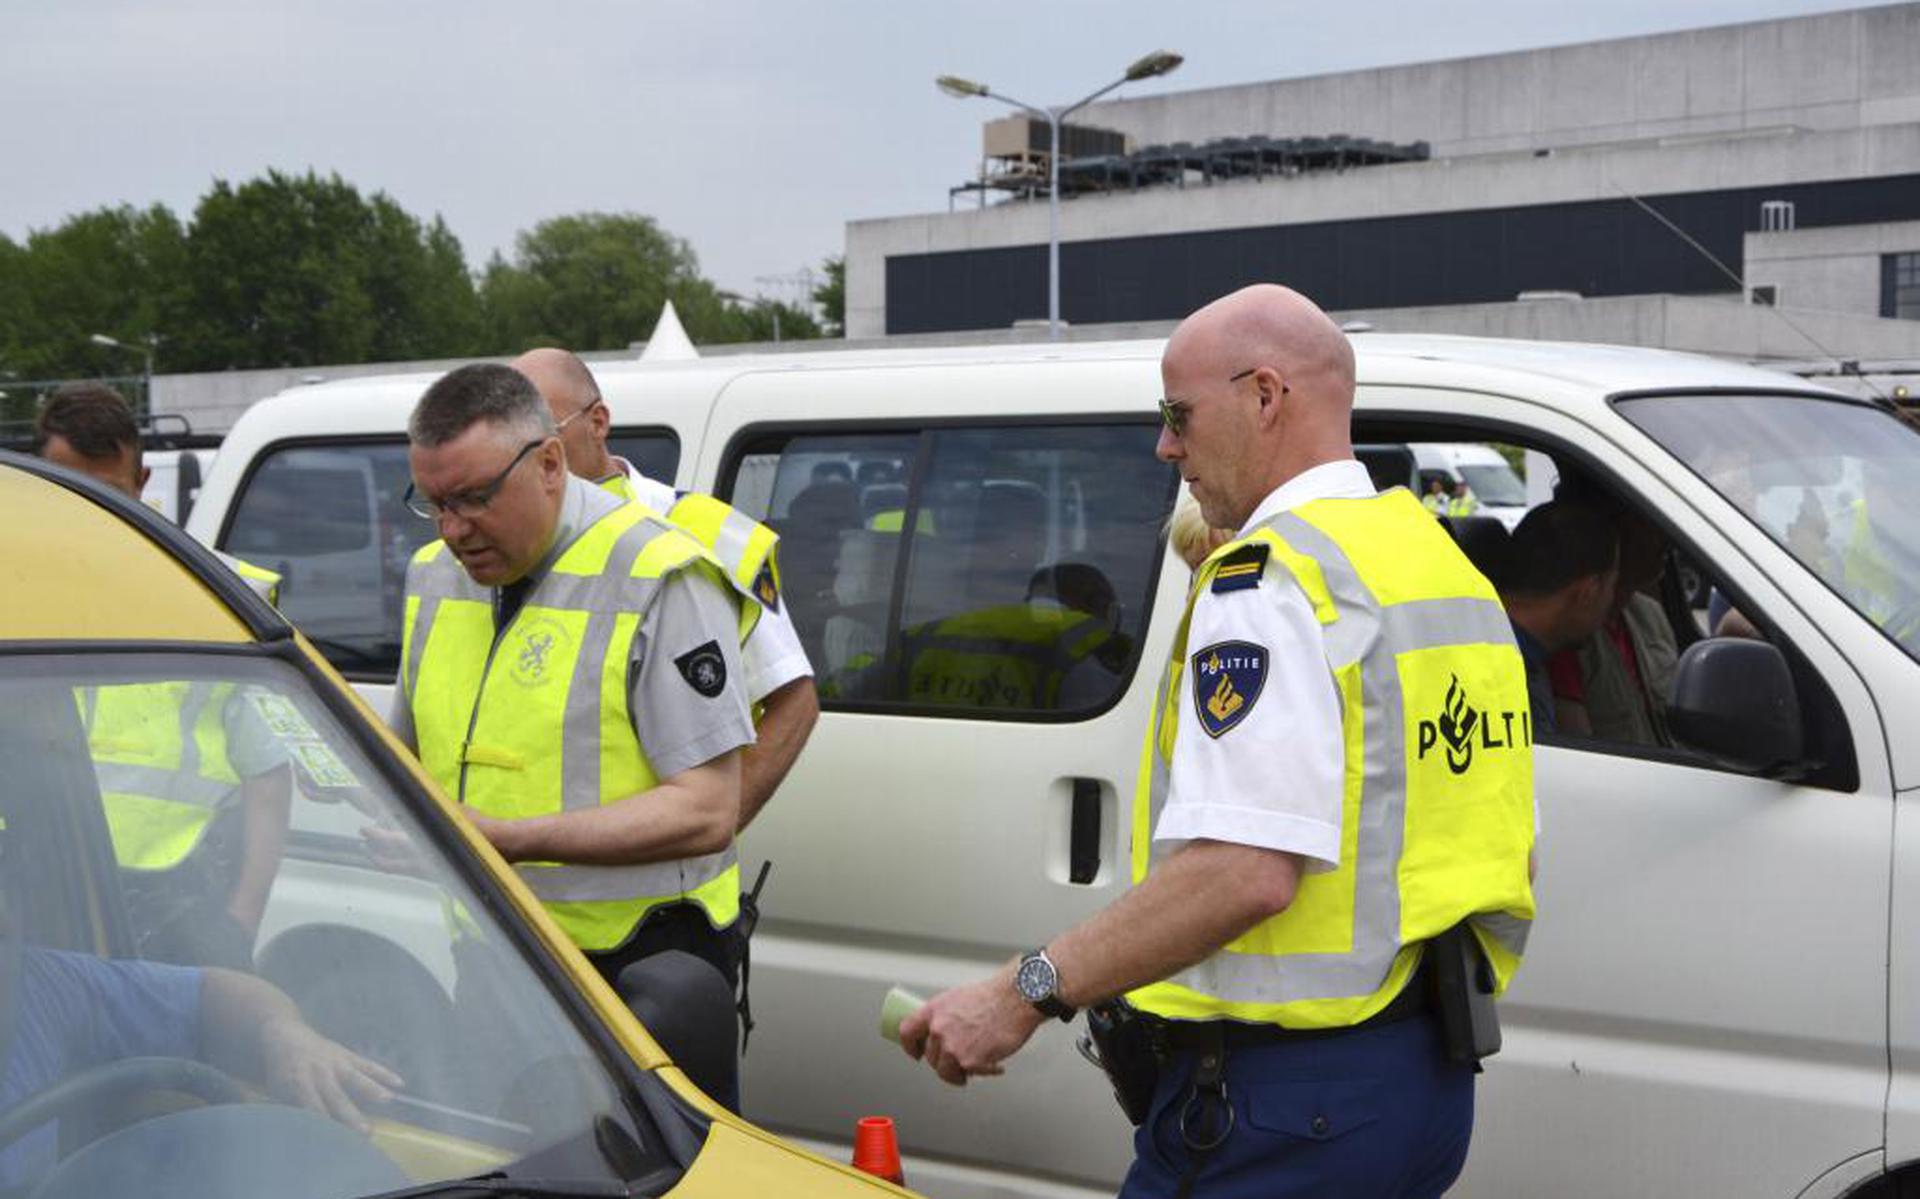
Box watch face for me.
[1015,954,1055,1002]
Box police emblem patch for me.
[1190,640,1268,738]
[675,640,728,698]
[753,561,781,613]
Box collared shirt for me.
[389,474,753,778]
[602,457,814,705]
[1156,460,1377,871]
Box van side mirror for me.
[614,950,738,1107]
[1668,638,1805,776]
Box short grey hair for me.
[409,363,556,449]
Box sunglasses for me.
[404,438,548,520]
[1157,367,1285,436]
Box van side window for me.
[727,423,1178,719]
[608,431,679,486]
[1385,428,1856,788]
[223,434,678,679]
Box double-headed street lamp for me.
[89,332,156,412]
[938,50,1183,341]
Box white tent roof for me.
[639,300,699,362]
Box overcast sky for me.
[0,0,1898,302]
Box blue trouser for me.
[1117,1015,1473,1199]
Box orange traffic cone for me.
[851,1115,905,1186]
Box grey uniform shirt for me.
[388,475,755,781]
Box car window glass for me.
[729,423,1177,718]
[607,431,679,487]
[222,444,427,678]
[1619,393,1920,666]
[0,653,670,1198]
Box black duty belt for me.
[1155,964,1433,1052]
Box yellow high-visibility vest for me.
[894,604,1113,708]
[601,473,778,632]
[82,682,244,870]
[400,503,745,951]
[1129,487,1536,1029]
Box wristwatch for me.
[1014,948,1077,1022]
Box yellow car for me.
[0,450,909,1199]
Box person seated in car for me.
[1546,484,1680,745]
[0,896,399,1188]
[1496,501,1619,735]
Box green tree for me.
[813,256,845,338]
[723,298,822,343]
[0,204,190,388]
[478,212,809,351]
[181,170,479,370]
[482,212,708,352]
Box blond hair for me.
[1168,494,1233,571]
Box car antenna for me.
[1607,180,1892,406]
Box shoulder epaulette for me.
[1210,542,1270,593]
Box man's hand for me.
[256,1016,403,1132]
[359,823,429,875]
[898,964,1045,1087]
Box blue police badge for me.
[1190,640,1268,738]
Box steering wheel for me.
[0,1055,252,1154]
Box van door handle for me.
[1069,778,1102,885]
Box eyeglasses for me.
[1156,368,1286,437]
[555,396,602,432]
[404,438,548,520]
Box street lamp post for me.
[89,332,157,413]
[938,50,1183,341]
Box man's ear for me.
[538,438,568,492]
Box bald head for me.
[1167,284,1355,409]
[511,347,611,481]
[1157,285,1358,530]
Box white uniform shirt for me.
[615,461,813,705]
[1155,460,1377,872]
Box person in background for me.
[1547,483,1679,745]
[512,348,817,833]
[1168,492,1234,571]
[1496,501,1620,736]
[33,383,293,970]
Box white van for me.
[189,335,1920,1199]
[1413,442,1530,528]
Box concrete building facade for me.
[845,3,1920,357]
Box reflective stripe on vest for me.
[82,681,241,870]
[215,550,282,606]
[597,474,766,645]
[1128,487,1536,1029]
[896,605,1110,708]
[401,504,741,951]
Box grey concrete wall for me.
[1745,218,1920,315]
[1085,3,1920,160]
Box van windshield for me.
[1619,392,1920,664]
[0,652,673,1199]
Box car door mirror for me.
[1668,638,1806,777]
